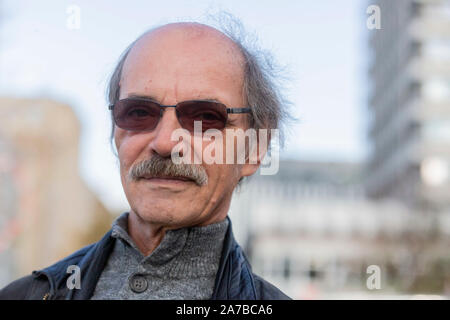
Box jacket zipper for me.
[32,271,55,300]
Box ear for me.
[240,134,269,178]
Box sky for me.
[0,0,369,212]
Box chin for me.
[133,205,200,228]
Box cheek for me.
[115,129,148,171]
[204,163,242,191]
[200,134,242,185]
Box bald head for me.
[125,22,244,68]
[119,23,245,107]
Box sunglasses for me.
[109,97,252,133]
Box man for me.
[0,20,290,300]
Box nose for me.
[148,107,183,158]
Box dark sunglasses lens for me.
[113,99,160,131]
[177,101,228,132]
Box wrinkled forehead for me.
[120,23,245,99]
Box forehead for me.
[120,24,245,103]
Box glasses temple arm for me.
[227,108,252,114]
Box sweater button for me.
[129,274,148,293]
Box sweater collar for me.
[110,212,229,274]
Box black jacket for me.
[0,217,290,300]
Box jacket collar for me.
[211,216,257,300]
[33,229,115,300]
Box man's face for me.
[114,24,259,228]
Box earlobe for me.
[241,162,260,177]
[240,136,269,177]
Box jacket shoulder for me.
[0,242,96,300]
[41,242,95,275]
[0,274,49,300]
[253,274,292,300]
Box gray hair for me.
[107,14,292,155]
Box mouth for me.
[139,175,195,184]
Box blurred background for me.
[1,0,450,299]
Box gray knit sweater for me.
[90,212,228,300]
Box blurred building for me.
[366,0,450,210]
[234,1,450,295]
[229,160,450,299]
[0,97,113,288]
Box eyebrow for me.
[125,93,224,105]
[126,93,159,101]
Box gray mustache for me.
[128,155,208,186]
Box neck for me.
[127,211,169,256]
[127,200,231,257]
